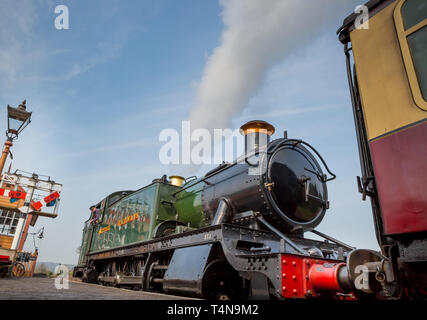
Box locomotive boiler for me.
[74,121,359,300]
[173,120,331,234]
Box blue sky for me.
[0,0,377,264]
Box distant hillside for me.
[35,262,75,273]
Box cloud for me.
[0,1,134,87]
[19,39,126,82]
[0,0,39,88]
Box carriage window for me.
[401,0,427,30]
[395,0,427,110]
[407,28,427,100]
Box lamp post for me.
[0,100,32,175]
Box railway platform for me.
[0,277,192,300]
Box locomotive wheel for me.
[202,259,243,300]
[84,267,99,283]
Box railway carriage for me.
[338,0,427,297]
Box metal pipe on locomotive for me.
[74,121,365,299]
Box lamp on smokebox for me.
[0,100,32,174]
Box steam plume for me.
[189,0,354,132]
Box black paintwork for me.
[202,138,328,233]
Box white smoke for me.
[189,0,355,132]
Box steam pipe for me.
[255,214,308,255]
[211,198,231,225]
[308,229,355,251]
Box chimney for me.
[239,120,275,153]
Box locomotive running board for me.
[86,224,279,261]
[86,223,345,262]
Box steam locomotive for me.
[74,120,360,299]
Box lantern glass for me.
[8,117,24,133]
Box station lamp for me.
[0,100,32,174]
[7,100,32,141]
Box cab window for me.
[395,0,427,109]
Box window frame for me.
[394,0,427,111]
[0,209,19,236]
